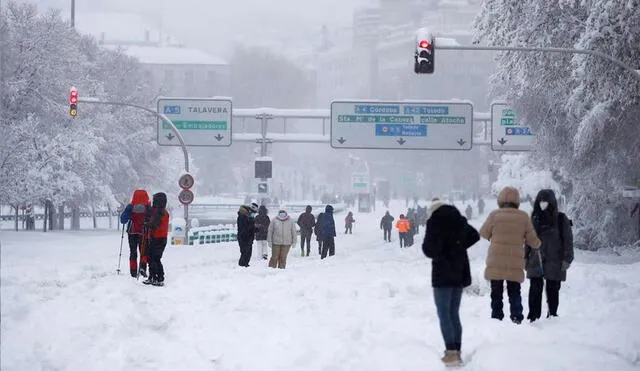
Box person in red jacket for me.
[120,189,151,278]
[143,192,169,287]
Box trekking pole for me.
[536,249,544,276]
[116,226,124,275]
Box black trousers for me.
[528,277,562,320]
[490,280,523,321]
[399,232,407,248]
[148,238,167,282]
[128,234,147,277]
[317,239,323,255]
[345,225,352,234]
[383,228,391,242]
[300,229,312,256]
[321,237,335,259]
[238,240,253,267]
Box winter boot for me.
[151,279,164,287]
[510,315,522,324]
[441,350,462,367]
[138,267,147,278]
[142,277,156,285]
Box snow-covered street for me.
[2,202,639,371]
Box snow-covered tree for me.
[0,1,185,229]
[474,0,640,249]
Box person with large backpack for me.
[142,192,170,286]
[525,189,574,321]
[120,189,151,278]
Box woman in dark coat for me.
[422,200,479,367]
[314,212,325,255]
[254,205,270,260]
[525,189,574,322]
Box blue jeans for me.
[490,280,523,321]
[433,287,463,351]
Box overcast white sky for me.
[35,0,374,56]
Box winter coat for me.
[315,212,324,241]
[267,212,298,247]
[297,206,316,231]
[479,187,541,283]
[320,205,336,240]
[422,203,480,288]
[380,213,394,230]
[254,205,270,241]
[345,213,355,227]
[148,192,169,239]
[396,218,411,233]
[525,189,574,281]
[237,206,256,243]
[120,189,150,235]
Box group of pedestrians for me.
[236,204,339,269]
[379,210,420,248]
[422,187,574,367]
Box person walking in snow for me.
[477,197,485,215]
[525,189,574,321]
[142,192,170,286]
[422,199,479,367]
[465,204,473,220]
[254,205,271,260]
[237,203,259,267]
[120,189,151,278]
[320,205,337,259]
[344,211,355,234]
[297,205,316,257]
[315,211,325,255]
[479,186,541,324]
[267,209,298,269]
[395,214,411,248]
[380,211,394,242]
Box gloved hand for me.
[561,261,571,271]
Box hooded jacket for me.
[148,192,169,239]
[525,189,574,281]
[237,205,256,243]
[315,212,324,240]
[120,189,151,235]
[422,202,479,288]
[254,205,270,241]
[267,211,298,247]
[479,187,541,283]
[321,205,336,239]
[297,206,316,230]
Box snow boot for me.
[138,267,147,278]
[441,350,462,367]
[510,315,522,324]
[151,280,164,287]
[142,277,156,285]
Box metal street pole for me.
[70,0,75,29]
[256,113,273,204]
[78,98,191,231]
[436,44,640,82]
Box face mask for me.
[278,212,287,218]
[539,201,549,211]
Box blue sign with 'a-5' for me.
[375,124,427,137]
[164,105,181,114]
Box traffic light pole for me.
[78,98,191,228]
[436,44,640,82]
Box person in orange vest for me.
[396,214,411,248]
[143,192,170,287]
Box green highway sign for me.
[157,97,232,147]
[491,102,533,151]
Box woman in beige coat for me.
[267,209,298,269]
[479,186,541,324]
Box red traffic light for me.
[419,40,430,49]
[69,87,78,104]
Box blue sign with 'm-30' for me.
[164,105,181,115]
[375,124,427,137]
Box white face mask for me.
[539,201,549,211]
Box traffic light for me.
[69,87,78,117]
[415,37,435,74]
